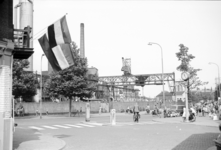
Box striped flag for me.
[38,16,74,72]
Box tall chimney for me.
[80,23,85,58]
[20,0,34,71]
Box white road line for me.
[42,125,58,129]
[64,124,83,128]
[29,126,45,130]
[77,124,95,127]
[53,125,71,128]
[84,122,103,126]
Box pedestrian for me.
[195,105,199,116]
[189,110,196,122]
[133,102,140,121]
[79,107,82,117]
[215,104,219,114]
[146,104,150,114]
[198,106,202,117]
[182,107,186,122]
[202,105,205,117]
[190,106,196,116]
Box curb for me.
[58,139,66,150]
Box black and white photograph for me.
[0,0,221,150]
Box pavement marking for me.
[84,122,103,126]
[42,125,58,129]
[29,126,45,130]
[64,124,83,128]
[53,125,71,128]
[76,124,95,127]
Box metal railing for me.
[13,28,31,48]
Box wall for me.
[19,101,148,115]
[20,101,100,115]
[18,99,185,115]
[0,0,13,41]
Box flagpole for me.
[32,13,68,40]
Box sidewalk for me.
[152,116,221,150]
[152,115,221,127]
[13,127,66,150]
[13,112,131,150]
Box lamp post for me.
[209,62,220,100]
[40,54,45,119]
[148,42,165,108]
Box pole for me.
[209,62,220,100]
[148,42,165,108]
[185,83,189,122]
[218,66,220,100]
[40,54,44,119]
[160,45,165,108]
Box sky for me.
[14,0,221,98]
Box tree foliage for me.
[189,89,214,103]
[176,44,208,102]
[188,67,208,90]
[44,42,97,100]
[176,44,195,72]
[176,44,207,90]
[13,59,38,101]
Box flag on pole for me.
[38,15,74,72]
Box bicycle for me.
[133,112,140,122]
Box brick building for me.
[0,0,13,41]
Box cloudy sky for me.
[14,0,221,98]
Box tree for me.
[176,44,207,103]
[176,44,195,72]
[189,88,214,103]
[44,42,97,116]
[13,59,38,101]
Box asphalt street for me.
[14,113,219,150]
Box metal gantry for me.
[98,72,176,98]
[99,73,175,86]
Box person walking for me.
[202,105,205,117]
[133,102,140,122]
[182,107,186,122]
[146,104,150,114]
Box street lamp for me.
[148,42,165,108]
[209,62,220,100]
[40,54,45,119]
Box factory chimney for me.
[80,23,85,58]
[19,0,34,71]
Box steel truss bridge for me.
[98,72,177,98]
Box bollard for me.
[99,106,102,115]
[110,109,116,125]
[85,102,90,122]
